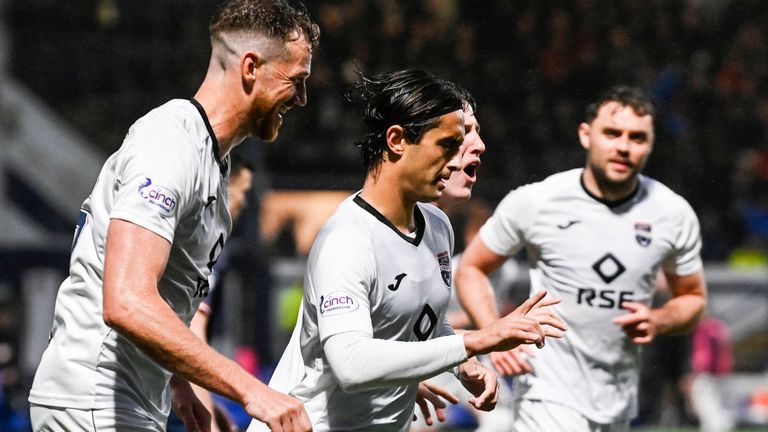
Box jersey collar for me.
[353,194,425,246]
[579,172,640,208]
[190,98,229,177]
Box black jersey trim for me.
[579,173,639,208]
[190,98,229,177]
[353,194,425,246]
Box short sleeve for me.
[110,117,196,242]
[306,227,376,342]
[478,185,534,257]
[663,200,703,276]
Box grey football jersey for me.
[479,168,702,423]
[29,99,232,425]
[261,195,460,431]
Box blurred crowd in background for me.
[5,0,768,430]
[11,0,768,262]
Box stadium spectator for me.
[247,69,567,432]
[27,1,319,431]
[686,313,735,432]
[455,85,708,431]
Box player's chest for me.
[175,171,232,267]
[369,240,452,338]
[530,204,676,273]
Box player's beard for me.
[590,158,642,198]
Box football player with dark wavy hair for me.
[248,69,566,432]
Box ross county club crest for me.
[437,251,451,287]
[634,222,652,247]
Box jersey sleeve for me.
[109,116,196,243]
[478,185,536,256]
[662,200,703,276]
[323,331,466,392]
[305,226,377,341]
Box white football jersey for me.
[479,168,702,423]
[251,194,461,432]
[29,99,232,425]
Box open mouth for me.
[464,161,480,179]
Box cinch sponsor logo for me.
[319,291,359,316]
[138,177,178,217]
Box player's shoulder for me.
[417,201,451,228]
[500,168,582,207]
[125,100,205,150]
[315,194,372,241]
[639,175,697,216]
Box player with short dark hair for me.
[247,69,566,432]
[455,85,708,431]
[28,1,318,431]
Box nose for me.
[470,135,486,156]
[616,134,630,153]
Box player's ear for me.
[578,122,591,150]
[241,51,262,85]
[385,125,407,156]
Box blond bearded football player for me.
[455,86,707,432]
[29,1,319,431]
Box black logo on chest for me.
[592,253,626,284]
[388,273,407,291]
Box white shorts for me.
[30,404,164,432]
[513,399,629,432]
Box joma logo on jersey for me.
[577,288,634,309]
[138,177,178,217]
[319,291,359,316]
[437,251,451,287]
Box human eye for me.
[630,132,648,143]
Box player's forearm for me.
[104,292,262,406]
[324,332,467,392]
[651,293,706,335]
[454,264,500,329]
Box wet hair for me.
[346,69,471,171]
[584,85,655,124]
[210,0,320,49]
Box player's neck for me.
[581,168,638,203]
[194,82,243,156]
[360,174,417,234]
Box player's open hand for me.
[465,290,567,356]
[458,358,499,411]
[413,381,459,425]
[244,384,312,432]
[489,345,535,377]
[612,301,655,344]
[170,375,212,432]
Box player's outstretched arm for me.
[102,219,312,432]
[462,290,567,358]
